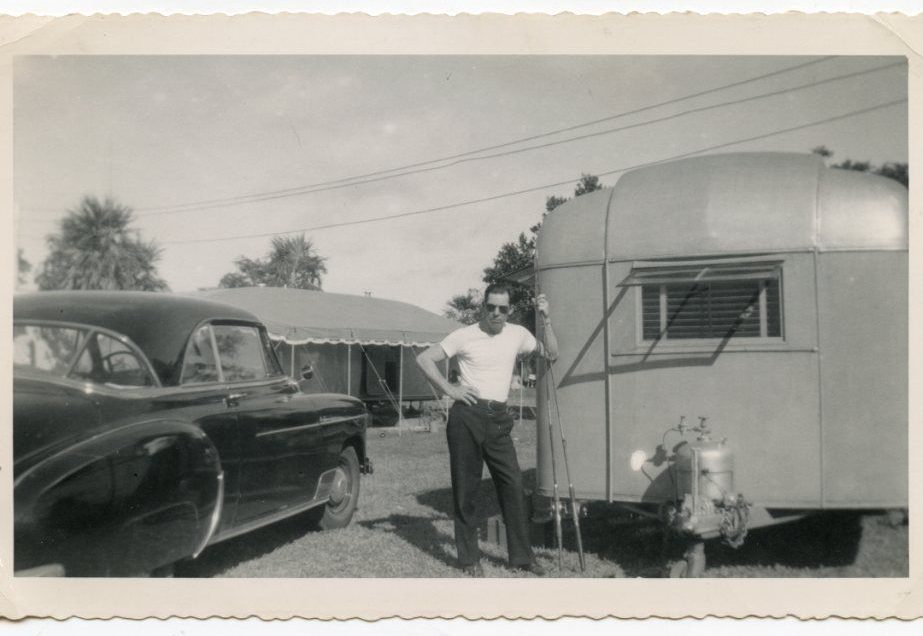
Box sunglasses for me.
[485,303,510,315]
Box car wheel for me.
[313,446,361,530]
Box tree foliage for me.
[811,146,908,188]
[445,174,604,331]
[219,233,327,290]
[445,288,482,325]
[17,249,31,287]
[36,196,168,292]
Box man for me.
[416,283,558,577]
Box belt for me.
[471,397,507,411]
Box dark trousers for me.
[446,401,533,567]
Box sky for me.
[13,55,907,314]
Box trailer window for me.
[630,264,782,341]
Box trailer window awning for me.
[193,287,462,347]
[618,261,782,287]
[503,263,536,286]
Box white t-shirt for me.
[440,323,537,402]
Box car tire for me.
[312,446,361,530]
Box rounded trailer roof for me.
[537,152,907,267]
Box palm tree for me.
[36,196,168,291]
[268,234,327,289]
[445,289,482,325]
[219,233,327,290]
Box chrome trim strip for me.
[212,497,328,544]
[193,470,225,557]
[254,415,360,438]
[210,467,339,544]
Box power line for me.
[145,61,902,219]
[162,98,906,246]
[138,56,842,216]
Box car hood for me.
[13,374,101,478]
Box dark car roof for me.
[14,291,262,386]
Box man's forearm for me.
[540,318,559,361]
[416,354,453,395]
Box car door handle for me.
[225,392,247,408]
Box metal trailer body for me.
[534,152,907,517]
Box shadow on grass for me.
[358,514,461,570]
[706,510,864,569]
[393,471,547,570]
[176,468,535,577]
[174,508,323,577]
[416,469,536,519]
[570,505,867,576]
[357,511,513,572]
[558,504,664,577]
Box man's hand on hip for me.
[447,384,479,405]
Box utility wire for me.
[162,97,906,246]
[144,61,902,219]
[138,56,842,216]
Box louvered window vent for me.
[621,262,783,341]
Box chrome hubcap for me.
[328,466,349,505]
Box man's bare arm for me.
[415,345,479,405]
[534,293,559,362]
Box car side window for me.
[181,325,220,384]
[212,324,272,383]
[13,325,85,376]
[70,332,154,387]
[260,329,284,376]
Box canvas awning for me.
[195,287,461,347]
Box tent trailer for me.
[197,287,461,423]
[533,152,907,574]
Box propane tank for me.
[673,437,734,502]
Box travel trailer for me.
[533,152,907,575]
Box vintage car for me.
[13,291,372,577]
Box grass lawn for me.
[177,419,908,578]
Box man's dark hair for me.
[484,282,513,300]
